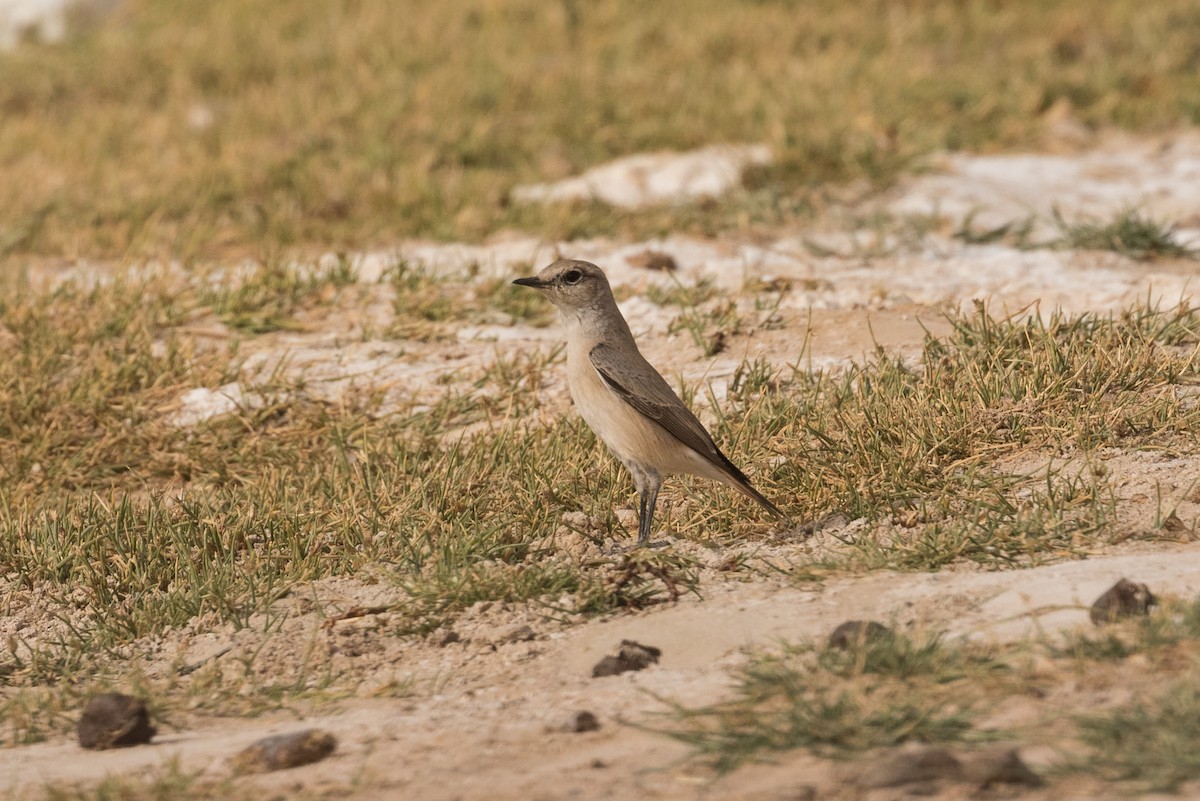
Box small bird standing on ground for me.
[513,259,787,546]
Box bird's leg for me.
[635,470,663,547]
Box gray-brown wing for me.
[590,342,788,520]
[587,342,725,463]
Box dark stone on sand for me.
[828,620,894,649]
[626,250,678,272]
[591,639,662,677]
[232,728,337,773]
[1090,578,1157,625]
[496,624,537,644]
[563,711,601,733]
[77,693,157,750]
[961,747,1043,788]
[857,745,962,788]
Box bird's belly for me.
[568,361,723,480]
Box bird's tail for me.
[715,454,790,523]
[733,479,790,523]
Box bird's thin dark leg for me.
[636,476,662,547]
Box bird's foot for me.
[605,539,671,555]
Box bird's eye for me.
[562,270,583,285]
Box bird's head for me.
[512,259,613,316]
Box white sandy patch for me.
[511,144,772,208]
[892,132,1200,238]
[0,0,69,48]
[166,383,257,427]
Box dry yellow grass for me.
[0,0,1198,259]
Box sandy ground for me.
[4,546,1199,799]
[5,132,1200,798]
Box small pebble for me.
[1090,578,1157,625]
[496,624,536,644]
[961,747,1043,788]
[592,639,661,678]
[857,745,962,788]
[828,620,893,649]
[626,250,677,272]
[562,711,600,733]
[77,693,156,750]
[433,629,461,647]
[231,729,337,773]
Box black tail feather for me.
[716,451,789,522]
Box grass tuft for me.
[1076,678,1200,791]
[664,633,991,773]
[580,551,703,612]
[40,759,217,801]
[1053,207,1197,261]
[201,256,359,333]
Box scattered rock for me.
[857,745,962,788]
[828,620,894,649]
[856,745,1041,791]
[561,711,600,733]
[961,747,1043,788]
[496,624,536,644]
[591,657,625,677]
[231,729,337,773]
[178,641,234,676]
[1161,511,1187,533]
[77,693,157,750]
[626,250,678,272]
[432,629,461,647]
[591,639,662,677]
[1090,578,1157,625]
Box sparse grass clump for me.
[692,300,1200,567]
[955,207,1199,260]
[646,279,718,308]
[39,760,216,801]
[386,261,556,340]
[201,256,359,333]
[668,598,1200,779]
[1053,208,1197,261]
[665,633,991,772]
[953,212,1040,248]
[816,630,978,681]
[1076,678,1200,791]
[577,551,703,613]
[669,300,743,357]
[0,279,232,497]
[1028,596,1200,791]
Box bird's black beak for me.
[512,276,548,289]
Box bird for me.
[512,258,787,546]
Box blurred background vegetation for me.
[1,0,1198,261]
